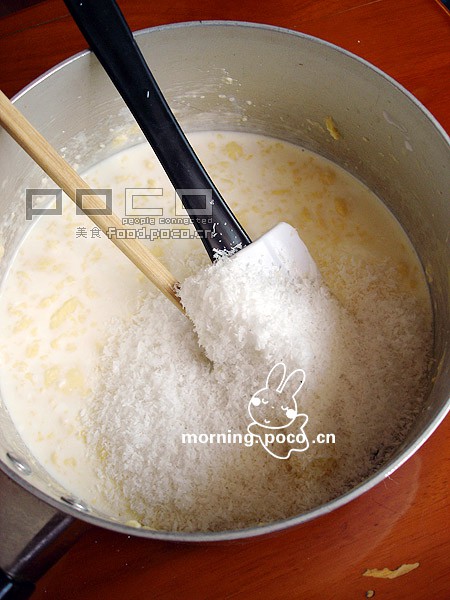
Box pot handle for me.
[0,469,89,598]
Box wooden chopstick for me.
[0,90,184,313]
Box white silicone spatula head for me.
[232,222,319,279]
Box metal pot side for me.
[0,22,448,543]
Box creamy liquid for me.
[0,131,430,514]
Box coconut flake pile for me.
[84,254,431,532]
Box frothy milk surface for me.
[0,132,431,526]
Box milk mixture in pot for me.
[0,132,432,531]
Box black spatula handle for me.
[64,0,251,260]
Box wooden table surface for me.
[1,1,449,598]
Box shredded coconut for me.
[83,253,431,532]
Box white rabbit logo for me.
[247,362,309,459]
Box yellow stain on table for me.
[363,563,420,579]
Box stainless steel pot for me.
[0,21,448,595]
